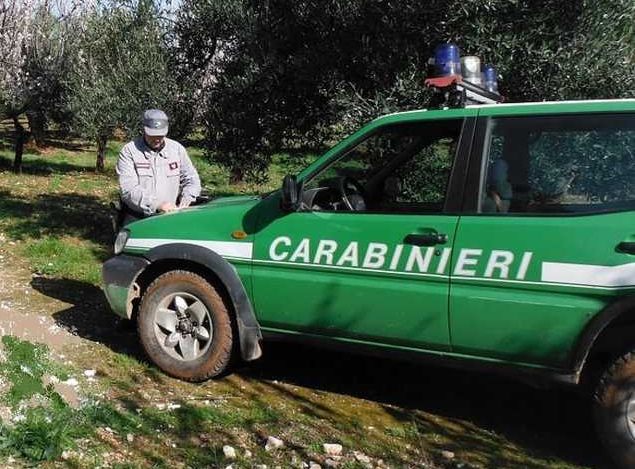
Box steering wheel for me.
[336,176,367,211]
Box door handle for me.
[404,233,448,247]
[616,242,635,254]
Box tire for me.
[137,270,233,382]
[593,350,635,469]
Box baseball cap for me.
[143,109,169,136]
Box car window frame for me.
[297,117,476,216]
[466,112,635,216]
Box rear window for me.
[481,113,635,214]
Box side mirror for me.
[280,174,300,212]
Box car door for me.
[450,110,635,367]
[251,115,474,352]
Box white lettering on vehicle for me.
[405,246,434,273]
[269,236,291,261]
[267,236,536,281]
[290,238,311,263]
[454,249,482,276]
[363,243,388,269]
[516,252,533,280]
[484,250,514,278]
[314,239,338,264]
[336,242,359,267]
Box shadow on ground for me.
[0,190,114,245]
[240,342,610,469]
[32,276,142,360]
[34,275,610,469]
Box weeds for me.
[0,336,69,406]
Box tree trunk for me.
[12,115,27,174]
[229,166,244,184]
[26,110,46,147]
[96,135,107,172]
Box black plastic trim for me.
[144,243,263,362]
[103,254,150,289]
[444,117,476,213]
[570,297,635,376]
[462,116,489,213]
[262,330,577,386]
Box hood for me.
[123,194,267,245]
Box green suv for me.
[103,97,635,468]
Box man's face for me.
[144,133,165,150]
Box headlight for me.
[114,229,129,255]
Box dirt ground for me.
[0,240,615,469]
[0,242,81,352]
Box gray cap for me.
[142,109,168,136]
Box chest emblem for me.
[169,161,179,170]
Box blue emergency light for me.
[425,42,503,108]
[433,43,461,76]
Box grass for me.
[0,134,286,286]
[0,127,607,469]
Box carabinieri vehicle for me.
[103,48,635,468]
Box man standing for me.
[116,109,201,225]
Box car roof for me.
[375,98,635,123]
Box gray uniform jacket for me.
[117,136,201,216]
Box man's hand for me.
[178,198,193,209]
[158,202,177,213]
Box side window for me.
[481,113,635,214]
[302,119,462,214]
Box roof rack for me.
[424,75,504,109]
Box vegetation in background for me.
[2,0,633,181]
[175,0,635,183]
[67,0,190,171]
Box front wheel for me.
[593,350,635,468]
[137,270,233,381]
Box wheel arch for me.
[135,243,262,362]
[572,297,635,385]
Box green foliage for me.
[0,336,50,405]
[174,0,634,183]
[67,0,194,153]
[0,336,77,462]
[0,403,77,462]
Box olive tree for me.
[0,0,36,172]
[0,0,85,172]
[68,0,188,171]
[175,0,634,183]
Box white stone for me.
[255,465,268,469]
[244,449,252,458]
[223,445,237,459]
[84,369,96,377]
[265,436,284,451]
[126,433,134,442]
[309,463,321,469]
[441,450,455,459]
[323,443,343,456]
[64,378,79,386]
[353,451,371,464]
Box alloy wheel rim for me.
[153,291,213,361]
